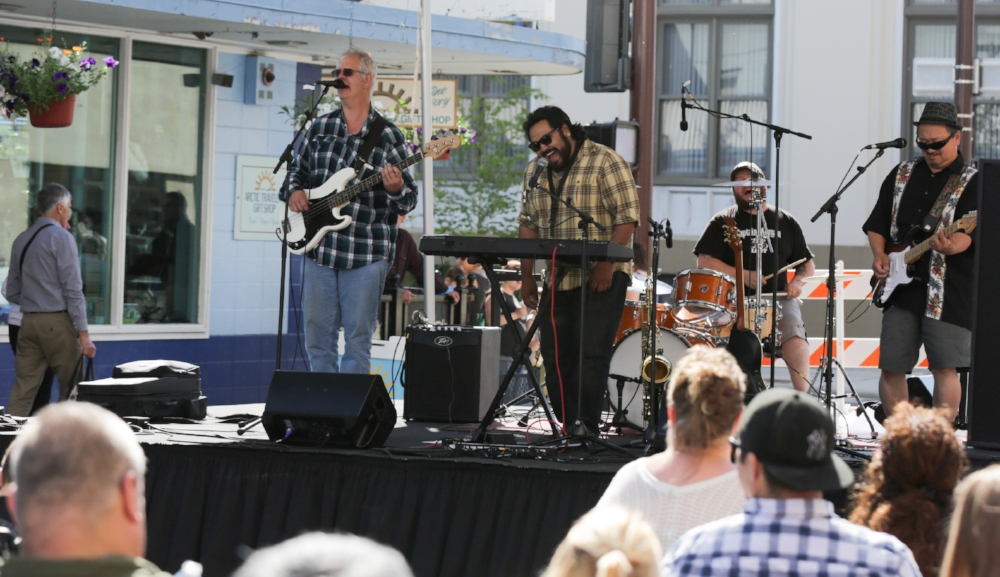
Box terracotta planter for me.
[438,149,451,161]
[28,95,76,128]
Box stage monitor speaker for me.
[262,371,396,448]
[969,158,1000,449]
[404,326,500,422]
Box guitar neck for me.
[331,151,424,206]
[725,218,748,330]
[904,219,971,264]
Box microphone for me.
[665,219,673,249]
[317,78,346,89]
[863,137,907,150]
[529,157,548,189]
[680,81,691,132]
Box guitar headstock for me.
[956,210,978,234]
[723,217,742,251]
[422,134,462,159]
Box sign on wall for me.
[372,78,458,129]
[234,155,285,241]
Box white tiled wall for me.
[210,52,297,337]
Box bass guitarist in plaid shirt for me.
[285,49,417,374]
[518,106,639,436]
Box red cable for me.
[550,246,567,434]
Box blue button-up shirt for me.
[4,217,88,331]
[664,498,921,577]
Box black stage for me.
[0,402,991,577]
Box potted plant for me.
[0,37,118,128]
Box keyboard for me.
[419,235,633,263]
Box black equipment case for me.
[76,360,207,420]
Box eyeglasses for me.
[527,126,560,152]
[332,68,361,78]
[916,133,955,151]
[728,435,741,464]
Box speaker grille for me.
[969,159,1000,448]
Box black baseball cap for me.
[736,389,854,492]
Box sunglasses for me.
[332,68,361,78]
[528,126,560,152]
[916,133,955,151]
[728,435,741,464]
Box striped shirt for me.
[518,139,639,291]
[285,106,418,269]
[663,498,921,577]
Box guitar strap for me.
[353,112,388,176]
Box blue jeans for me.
[302,257,389,374]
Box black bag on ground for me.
[77,360,207,421]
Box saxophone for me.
[640,271,672,423]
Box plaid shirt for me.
[284,106,417,269]
[518,139,639,291]
[664,498,921,577]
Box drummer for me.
[693,161,815,392]
[626,242,672,303]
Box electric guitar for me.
[723,218,766,398]
[871,212,977,308]
[278,135,461,254]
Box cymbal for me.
[710,178,775,187]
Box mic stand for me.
[810,149,882,437]
[683,97,812,389]
[273,85,331,369]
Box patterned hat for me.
[735,388,854,492]
[913,102,961,130]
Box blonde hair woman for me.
[939,465,1000,577]
[597,346,747,552]
[542,506,661,577]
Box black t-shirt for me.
[693,205,814,296]
[862,156,978,330]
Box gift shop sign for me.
[372,78,458,129]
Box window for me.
[657,3,773,183]
[0,23,209,332]
[904,2,1000,160]
[0,28,118,326]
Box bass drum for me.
[606,329,714,429]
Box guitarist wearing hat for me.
[864,102,979,422]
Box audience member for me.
[4,402,171,576]
[541,505,661,577]
[663,388,920,577]
[597,347,746,552]
[232,532,413,577]
[939,465,1000,577]
[849,402,967,577]
[456,256,489,325]
[384,215,459,305]
[485,261,539,358]
[4,183,96,416]
[444,266,466,289]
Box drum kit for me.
[606,179,786,431]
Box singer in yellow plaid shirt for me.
[517,106,639,435]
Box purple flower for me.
[31,58,40,68]
[57,83,67,94]
[460,127,466,133]
[80,57,96,71]
[52,71,68,82]
[103,56,118,69]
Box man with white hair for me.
[2,402,170,576]
[284,49,417,375]
[233,532,414,577]
[3,183,96,416]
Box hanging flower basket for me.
[0,35,117,127]
[28,94,75,128]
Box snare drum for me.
[606,329,714,429]
[671,269,737,328]
[616,299,675,343]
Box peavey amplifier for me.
[404,325,500,422]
